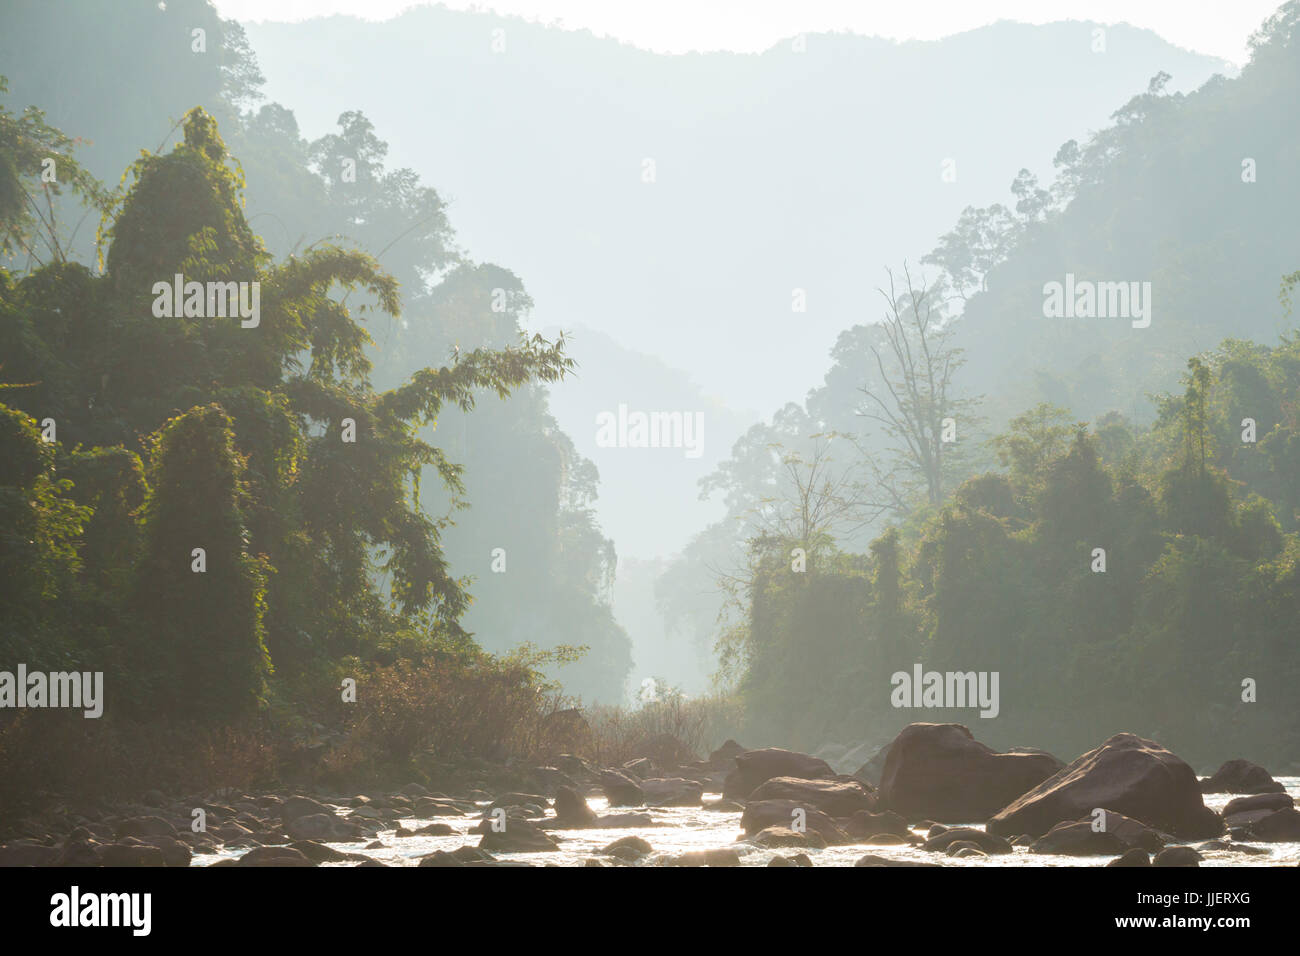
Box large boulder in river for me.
[599,770,645,806]
[1249,808,1300,841]
[987,733,1223,839]
[639,777,704,806]
[877,723,1062,822]
[1199,759,1284,794]
[746,776,875,817]
[740,800,851,845]
[285,813,364,842]
[727,748,836,799]
[708,739,747,769]
[478,820,560,853]
[553,786,599,826]
[1026,808,1169,857]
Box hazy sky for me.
[212,0,1284,65]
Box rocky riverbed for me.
[3,725,1298,867]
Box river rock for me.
[672,847,740,867]
[57,840,104,866]
[137,835,192,866]
[1250,808,1300,841]
[855,854,942,867]
[280,795,335,823]
[727,748,836,799]
[1106,848,1151,867]
[746,776,875,817]
[708,739,747,769]
[844,809,911,839]
[621,757,654,779]
[987,733,1223,839]
[1030,821,1125,855]
[1199,759,1284,794]
[290,840,365,863]
[599,770,645,806]
[1222,792,1292,817]
[921,827,1013,854]
[100,842,167,867]
[1153,846,1201,867]
[878,723,1062,823]
[235,846,316,867]
[553,786,599,826]
[749,825,827,849]
[286,813,364,842]
[114,815,179,839]
[0,843,61,867]
[419,851,463,867]
[478,821,560,853]
[740,799,850,844]
[639,777,704,806]
[600,836,652,859]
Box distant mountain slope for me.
[245,9,1231,416]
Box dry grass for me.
[584,692,744,767]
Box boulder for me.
[748,826,827,849]
[598,770,645,806]
[279,795,335,823]
[728,748,836,798]
[235,846,316,867]
[1199,759,1284,794]
[708,739,747,769]
[855,854,941,867]
[987,733,1223,839]
[621,757,654,779]
[600,836,652,858]
[478,821,560,853]
[99,843,167,867]
[1250,808,1300,841]
[57,840,104,866]
[1106,848,1151,867]
[137,835,192,867]
[746,776,874,817]
[740,800,850,845]
[285,813,364,842]
[921,827,1013,855]
[877,723,1062,822]
[487,793,549,814]
[553,786,599,826]
[418,851,463,867]
[289,840,365,863]
[843,809,911,839]
[0,843,60,867]
[1030,821,1125,856]
[1153,846,1201,867]
[639,777,704,807]
[113,816,179,840]
[1222,792,1292,817]
[671,848,740,867]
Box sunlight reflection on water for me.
[197,778,1300,868]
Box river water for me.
[193,777,1300,867]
